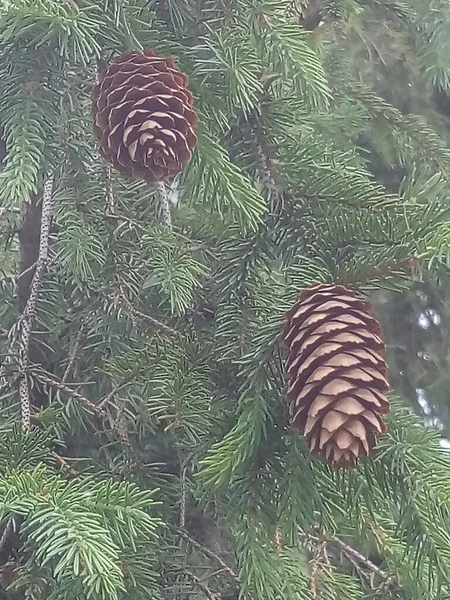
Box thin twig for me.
[35,372,99,414]
[105,212,216,256]
[62,322,86,383]
[331,536,391,582]
[274,527,282,553]
[253,141,283,213]
[128,305,179,335]
[180,465,187,528]
[96,381,130,412]
[301,530,397,590]
[17,175,54,431]
[36,372,142,463]
[173,565,219,600]
[105,165,116,214]
[173,527,240,585]
[114,286,178,335]
[16,261,37,281]
[52,452,81,478]
[309,539,326,600]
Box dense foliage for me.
[2,0,450,599]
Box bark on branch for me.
[16,175,54,431]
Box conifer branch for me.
[303,531,398,590]
[16,175,54,432]
[331,537,392,583]
[35,372,98,414]
[173,527,240,585]
[35,371,143,463]
[114,285,179,335]
[174,565,220,600]
[252,138,283,213]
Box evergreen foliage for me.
[1,0,450,599]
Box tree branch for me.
[114,286,179,336]
[331,536,392,582]
[172,527,240,586]
[34,372,98,414]
[173,565,220,600]
[34,372,143,464]
[16,175,54,431]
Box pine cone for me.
[92,50,198,182]
[282,284,390,468]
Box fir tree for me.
[1,1,450,599]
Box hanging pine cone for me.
[282,284,390,468]
[92,50,198,183]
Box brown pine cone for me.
[92,49,198,182]
[282,283,390,468]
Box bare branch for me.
[35,372,98,414]
[300,529,398,592]
[331,536,391,582]
[173,527,240,586]
[173,565,220,600]
[309,538,327,600]
[114,285,179,336]
[16,175,54,431]
[35,372,142,464]
[96,381,130,412]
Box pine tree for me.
[2,1,450,599]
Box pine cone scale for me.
[92,49,198,182]
[283,283,390,468]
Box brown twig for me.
[52,452,81,478]
[173,527,240,585]
[301,530,397,592]
[274,527,283,553]
[173,565,220,600]
[36,371,142,462]
[309,538,327,600]
[96,381,130,412]
[35,372,99,413]
[331,536,391,582]
[114,286,179,336]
